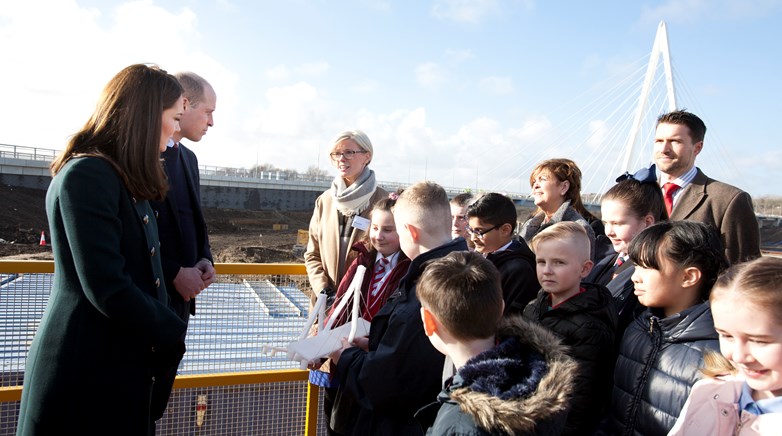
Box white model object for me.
[262,266,370,369]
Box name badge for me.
[352,216,370,231]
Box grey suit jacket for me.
[669,168,760,264]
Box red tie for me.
[663,182,680,216]
[369,258,390,297]
[614,256,625,268]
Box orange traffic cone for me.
[39,231,46,246]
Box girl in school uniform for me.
[669,257,782,435]
[588,164,668,337]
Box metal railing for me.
[0,261,324,436]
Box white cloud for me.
[478,76,515,95]
[431,0,501,24]
[294,62,330,76]
[264,63,328,81]
[265,65,290,80]
[415,62,446,90]
[351,79,379,94]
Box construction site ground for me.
[0,184,310,263]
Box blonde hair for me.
[531,221,590,262]
[330,129,374,164]
[394,181,451,238]
[711,257,782,326]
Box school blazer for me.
[670,168,760,265]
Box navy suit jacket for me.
[150,143,212,317]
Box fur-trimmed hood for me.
[446,315,578,434]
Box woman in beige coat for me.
[305,129,387,304]
[304,129,387,436]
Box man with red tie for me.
[654,110,760,265]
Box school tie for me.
[662,182,680,216]
[369,257,390,297]
[612,255,627,280]
[614,256,625,269]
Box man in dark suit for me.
[654,110,760,265]
[149,71,217,419]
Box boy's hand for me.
[328,337,352,364]
[353,336,369,352]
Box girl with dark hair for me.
[610,221,729,436]
[16,64,187,435]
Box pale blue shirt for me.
[739,381,782,415]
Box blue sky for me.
[1,0,780,197]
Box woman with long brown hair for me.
[17,64,188,435]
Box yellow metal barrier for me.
[0,260,320,436]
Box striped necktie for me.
[370,257,390,297]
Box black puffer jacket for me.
[523,283,618,435]
[487,238,540,315]
[418,316,578,435]
[336,238,467,436]
[610,302,719,436]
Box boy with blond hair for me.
[331,181,468,435]
[523,221,617,435]
[416,251,576,435]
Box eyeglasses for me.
[465,224,500,239]
[329,150,368,161]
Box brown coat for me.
[304,187,388,302]
[670,168,760,265]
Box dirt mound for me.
[0,184,312,263]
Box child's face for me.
[370,210,400,257]
[467,217,507,255]
[535,238,590,297]
[601,199,653,255]
[450,204,469,239]
[631,257,693,314]
[712,290,782,398]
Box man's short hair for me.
[467,192,518,232]
[417,251,503,340]
[657,110,707,143]
[531,221,590,262]
[395,181,451,237]
[449,192,474,207]
[175,71,211,108]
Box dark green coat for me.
[16,157,187,436]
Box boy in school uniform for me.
[416,251,577,435]
[330,181,468,436]
[466,192,539,315]
[523,221,617,436]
